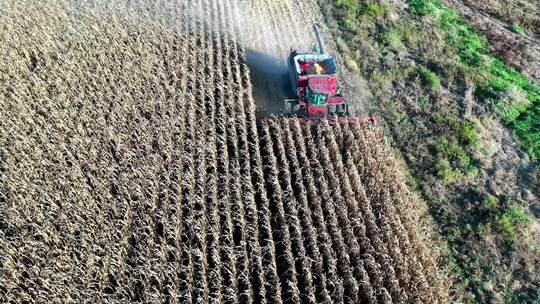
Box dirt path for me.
[448,0,540,44]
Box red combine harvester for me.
[285,24,348,118]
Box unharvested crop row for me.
[0,0,449,303]
[258,119,450,303]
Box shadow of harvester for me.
[245,49,294,118]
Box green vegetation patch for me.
[496,207,532,240]
[408,0,540,159]
[510,24,525,35]
[419,66,441,91]
[438,190,534,301]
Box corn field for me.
[0,1,450,303]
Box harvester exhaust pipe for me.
[313,23,325,55]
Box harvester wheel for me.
[297,105,309,118]
[337,104,349,116]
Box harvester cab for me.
[285,24,348,118]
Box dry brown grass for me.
[0,0,450,302]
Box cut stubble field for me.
[1,0,449,303]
